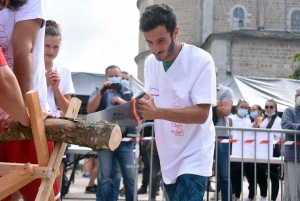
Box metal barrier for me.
[133,123,300,201]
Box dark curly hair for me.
[139,4,177,36]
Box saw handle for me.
[132,92,146,122]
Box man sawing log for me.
[0,118,123,152]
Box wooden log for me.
[0,117,122,152]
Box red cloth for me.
[0,141,60,200]
[0,50,7,66]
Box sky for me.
[45,0,140,78]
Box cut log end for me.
[109,126,122,151]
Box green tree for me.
[288,52,300,79]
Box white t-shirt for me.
[230,114,253,157]
[0,0,48,110]
[144,43,216,184]
[259,116,282,140]
[47,62,75,117]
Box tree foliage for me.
[288,52,300,80]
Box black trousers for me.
[230,162,242,198]
[245,163,268,199]
[270,144,281,200]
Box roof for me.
[202,30,300,48]
[222,76,300,112]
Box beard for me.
[163,35,175,61]
[153,35,176,61]
[7,0,27,11]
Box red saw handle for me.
[132,92,145,122]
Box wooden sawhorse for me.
[0,90,81,201]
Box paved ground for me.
[61,165,283,201]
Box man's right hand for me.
[0,110,14,134]
[100,81,113,95]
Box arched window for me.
[291,10,300,31]
[233,7,245,28]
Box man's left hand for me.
[111,97,126,105]
[137,93,158,120]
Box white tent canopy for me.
[222,76,300,112]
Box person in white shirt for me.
[137,4,216,200]
[0,1,61,200]
[244,104,268,201]
[228,99,252,201]
[250,100,281,201]
[44,20,75,117]
[44,20,75,196]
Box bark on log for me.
[0,117,122,152]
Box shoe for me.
[120,191,125,197]
[210,192,220,200]
[260,197,266,201]
[119,187,125,197]
[137,187,147,194]
[208,185,215,192]
[82,173,90,178]
[85,186,96,194]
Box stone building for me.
[135,0,300,83]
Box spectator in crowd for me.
[229,99,252,201]
[257,100,281,201]
[121,71,130,89]
[87,65,135,201]
[138,4,216,200]
[0,0,61,200]
[44,20,75,197]
[244,104,266,201]
[281,89,300,201]
[119,70,133,197]
[211,68,233,201]
[83,154,98,194]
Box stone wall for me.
[231,40,300,78]
[213,0,258,33]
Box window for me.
[233,7,245,28]
[291,10,300,31]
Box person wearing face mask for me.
[254,100,281,201]
[228,99,252,201]
[281,91,300,201]
[87,65,135,201]
[121,71,130,88]
[249,105,263,123]
[243,104,269,201]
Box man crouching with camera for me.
[87,65,136,201]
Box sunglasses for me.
[265,105,274,109]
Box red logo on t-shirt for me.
[149,87,159,97]
[171,90,184,136]
[0,24,8,44]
